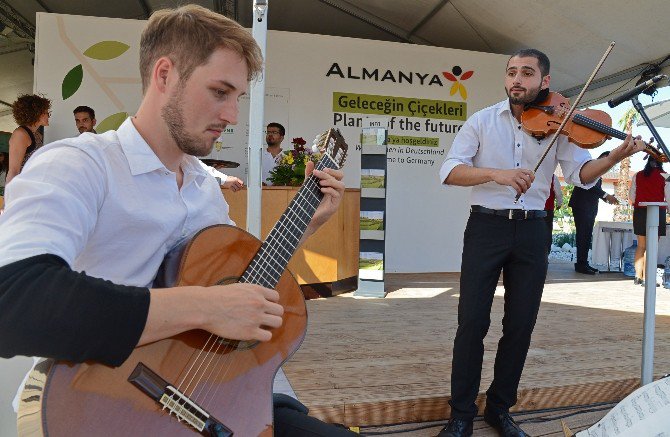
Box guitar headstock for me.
[312,128,348,169]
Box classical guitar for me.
[17,128,349,437]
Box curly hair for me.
[12,94,51,126]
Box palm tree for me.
[613,108,639,221]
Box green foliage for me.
[554,184,574,219]
[552,232,576,247]
[269,164,303,187]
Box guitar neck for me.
[240,154,339,289]
[572,113,627,141]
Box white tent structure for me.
[638,98,670,129]
[1,0,670,131]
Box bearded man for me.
[437,48,645,437]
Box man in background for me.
[73,106,97,134]
[569,151,619,274]
[262,122,285,185]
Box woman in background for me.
[0,151,8,196]
[629,157,669,285]
[6,94,51,184]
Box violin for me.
[521,91,668,162]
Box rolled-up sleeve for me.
[556,138,596,189]
[199,160,228,184]
[439,116,480,185]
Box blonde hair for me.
[139,4,263,92]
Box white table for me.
[592,221,670,267]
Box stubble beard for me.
[162,89,213,157]
[506,84,542,106]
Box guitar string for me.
[168,334,220,421]
[196,175,324,407]
[166,166,323,416]
[171,141,340,415]
[195,161,330,411]
[156,143,341,424]
[197,174,325,410]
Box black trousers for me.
[274,405,356,436]
[544,210,554,253]
[572,208,597,265]
[449,212,549,420]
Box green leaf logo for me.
[62,64,83,100]
[97,112,128,133]
[83,41,130,61]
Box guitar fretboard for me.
[239,154,339,289]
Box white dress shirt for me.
[262,148,282,185]
[551,175,563,207]
[0,117,233,288]
[439,99,595,210]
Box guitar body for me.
[17,225,307,436]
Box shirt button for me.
[165,171,170,175]
[516,163,519,167]
[517,143,520,147]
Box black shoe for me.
[586,264,600,273]
[437,418,473,437]
[574,263,596,275]
[483,408,528,437]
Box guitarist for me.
[0,5,353,436]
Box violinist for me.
[438,48,646,437]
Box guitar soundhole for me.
[216,338,260,350]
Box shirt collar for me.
[116,117,208,184]
[117,117,168,176]
[496,98,512,116]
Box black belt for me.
[470,205,547,220]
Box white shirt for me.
[439,99,595,210]
[0,118,233,288]
[551,175,563,207]
[262,147,282,185]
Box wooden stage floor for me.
[281,262,670,430]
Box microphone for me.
[608,74,668,108]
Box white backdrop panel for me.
[35,14,508,273]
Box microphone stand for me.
[631,96,670,159]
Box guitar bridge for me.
[128,362,233,436]
[160,386,208,431]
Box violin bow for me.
[514,41,616,203]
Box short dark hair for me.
[508,48,550,77]
[267,122,285,136]
[73,105,95,119]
